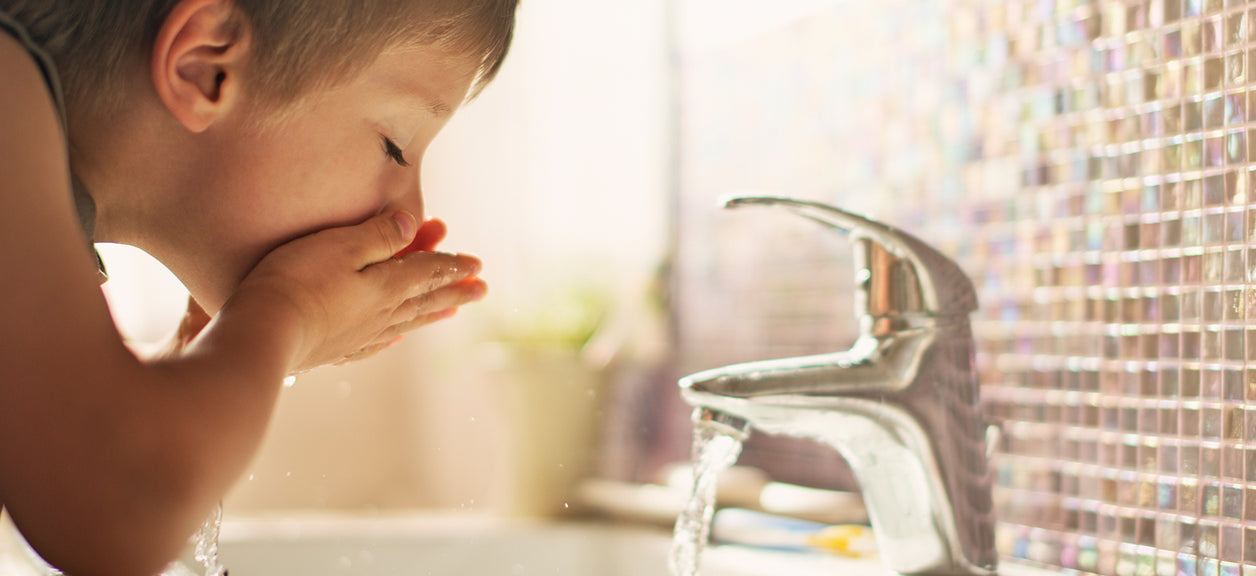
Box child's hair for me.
[1,0,517,116]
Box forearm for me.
[5,291,306,576]
[128,291,307,560]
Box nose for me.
[381,165,425,224]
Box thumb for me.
[355,211,418,265]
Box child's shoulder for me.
[0,31,54,112]
[0,29,71,197]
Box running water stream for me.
[190,502,227,576]
[669,425,745,576]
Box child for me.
[0,0,516,574]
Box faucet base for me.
[682,389,997,576]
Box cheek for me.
[207,135,389,253]
[294,134,385,207]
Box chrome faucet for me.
[679,196,996,576]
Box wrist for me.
[214,281,312,375]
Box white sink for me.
[3,512,1062,576]
[202,514,885,576]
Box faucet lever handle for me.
[724,195,978,318]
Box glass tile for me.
[1227,51,1245,85]
[1188,139,1206,168]
[1187,179,1206,208]
[1227,12,1248,47]
[1207,57,1225,91]
[1224,485,1243,519]
[1207,290,1225,321]
[1167,218,1184,245]
[1228,132,1247,165]
[1187,368,1204,397]
[1227,210,1246,242]
[1186,21,1205,57]
[1208,369,1226,399]
[1209,136,1227,167]
[1226,92,1246,125]
[1226,250,1246,283]
[1207,213,1227,243]
[1167,102,1185,134]
[1206,17,1223,53]
[1190,101,1207,133]
[1206,328,1223,359]
[1186,291,1203,321]
[1226,370,1244,400]
[1207,408,1224,438]
[1206,482,1222,518]
[1210,96,1228,130]
[1229,328,1247,361]
[1160,515,1182,549]
[1186,407,1203,437]
[1247,526,1256,562]
[1186,215,1204,245]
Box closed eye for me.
[380,136,412,168]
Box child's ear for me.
[150,0,249,133]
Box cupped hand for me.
[230,211,486,372]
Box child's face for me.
[182,44,479,309]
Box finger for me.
[335,333,407,366]
[364,309,459,350]
[417,218,446,251]
[373,251,483,298]
[415,218,448,253]
[393,307,461,333]
[333,342,389,366]
[391,276,487,325]
[350,211,417,267]
[394,217,447,258]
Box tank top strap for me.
[0,9,108,283]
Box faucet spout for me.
[679,196,996,576]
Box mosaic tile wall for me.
[673,0,1256,572]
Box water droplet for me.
[248,474,254,481]
[282,375,297,387]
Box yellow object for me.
[806,525,878,558]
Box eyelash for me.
[381,137,411,168]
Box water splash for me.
[191,502,227,576]
[669,426,744,576]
